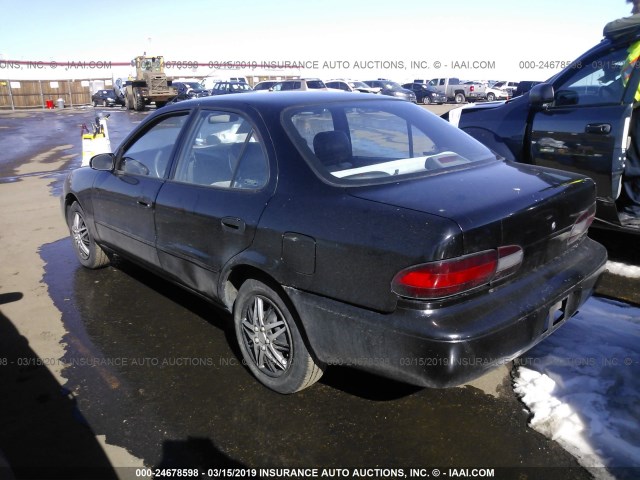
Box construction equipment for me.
[123,55,177,111]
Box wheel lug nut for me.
[261,346,266,351]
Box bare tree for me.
[628,0,640,14]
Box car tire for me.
[455,93,465,104]
[487,92,496,102]
[67,201,110,269]
[135,95,145,111]
[422,96,431,105]
[234,279,324,394]
[93,100,98,107]
[102,100,108,107]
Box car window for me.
[172,110,269,190]
[553,46,629,107]
[119,114,188,178]
[283,100,498,186]
[291,108,334,150]
[306,80,326,89]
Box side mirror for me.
[529,83,555,107]
[90,153,115,171]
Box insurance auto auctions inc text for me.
[250,468,495,478]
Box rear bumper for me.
[286,237,607,388]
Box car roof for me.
[159,91,399,113]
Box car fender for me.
[62,168,108,241]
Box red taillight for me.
[470,85,475,92]
[568,205,596,245]
[392,246,523,300]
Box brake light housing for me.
[568,205,596,245]
[392,246,523,300]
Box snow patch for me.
[513,297,640,479]
[605,260,640,279]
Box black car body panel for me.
[62,92,607,389]
[287,235,604,387]
[448,31,640,232]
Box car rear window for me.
[283,99,498,186]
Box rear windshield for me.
[282,99,498,186]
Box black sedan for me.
[402,83,447,104]
[171,81,210,100]
[62,92,607,394]
[91,89,123,107]
[363,80,417,102]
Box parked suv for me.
[210,81,253,95]
[253,80,279,91]
[445,17,640,233]
[402,83,447,104]
[272,78,328,91]
[364,80,417,102]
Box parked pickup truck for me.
[427,77,485,103]
[444,15,640,234]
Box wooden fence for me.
[0,79,112,110]
[0,75,298,110]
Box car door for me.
[154,108,273,299]
[529,44,637,206]
[91,111,190,267]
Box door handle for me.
[137,197,153,208]
[585,123,611,134]
[221,216,246,233]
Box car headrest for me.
[313,131,352,167]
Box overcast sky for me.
[0,0,633,82]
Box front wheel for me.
[421,95,431,105]
[67,202,110,269]
[234,279,324,394]
[486,92,496,101]
[135,95,145,111]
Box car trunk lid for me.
[348,161,596,274]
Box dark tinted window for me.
[306,80,326,89]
